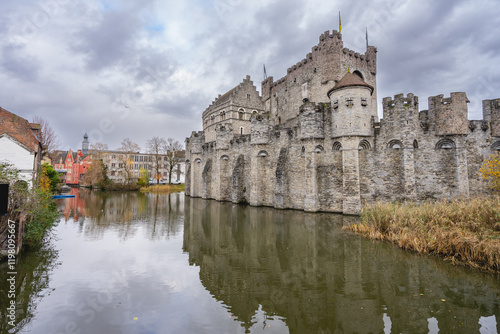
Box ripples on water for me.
[0,189,498,333]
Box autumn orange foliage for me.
[480,152,500,192]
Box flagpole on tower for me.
[339,11,342,33]
[366,27,368,50]
[263,64,267,80]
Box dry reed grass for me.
[140,184,185,194]
[344,196,500,273]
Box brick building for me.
[0,107,43,186]
[52,148,92,185]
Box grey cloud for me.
[71,9,142,71]
[0,0,499,149]
[0,43,39,81]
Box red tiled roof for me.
[327,72,374,97]
[0,107,41,152]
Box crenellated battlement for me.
[383,93,419,109]
[429,92,469,136]
[215,123,232,150]
[483,98,500,136]
[251,114,271,145]
[185,29,500,215]
[299,102,325,140]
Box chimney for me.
[29,123,41,139]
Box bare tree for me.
[165,138,184,184]
[32,116,60,159]
[89,142,109,160]
[81,159,106,188]
[118,138,140,184]
[146,136,167,184]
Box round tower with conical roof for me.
[327,71,374,138]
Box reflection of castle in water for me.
[57,189,184,240]
[183,197,499,333]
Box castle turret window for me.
[346,97,353,107]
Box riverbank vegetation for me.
[1,163,59,250]
[344,196,500,273]
[140,184,184,194]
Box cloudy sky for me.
[0,0,499,151]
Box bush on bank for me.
[344,196,500,273]
[1,162,59,248]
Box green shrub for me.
[23,187,59,247]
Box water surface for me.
[0,189,498,333]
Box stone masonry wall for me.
[261,30,377,125]
[185,31,500,214]
[186,94,500,215]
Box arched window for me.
[314,145,324,153]
[353,70,363,80]
[239,111,244,120]
[435,138,456,149]
[359,139,371,150]
[413,140,419,149]
[257,150,268,157]
[387,139,403,149]
[491,141,500,151]
[332,141,342,151]
[240,127,244,135]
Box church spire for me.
[82,132,89,155]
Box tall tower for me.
[82,132,89,155]
[328,71,374,214]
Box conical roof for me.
[327,72,374,97]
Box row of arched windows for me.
[205,108,259,126]
[187,140,500,164]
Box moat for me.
[1,189,499,333]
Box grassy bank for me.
[343,197,500,273]
[140,184,185,194]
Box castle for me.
[185,29,500,215]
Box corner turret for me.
[328,71,374,138]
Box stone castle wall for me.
[186,93,500,214]
[185,31,500,215]
[261,30,377,125]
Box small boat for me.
[52,194,75,199]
